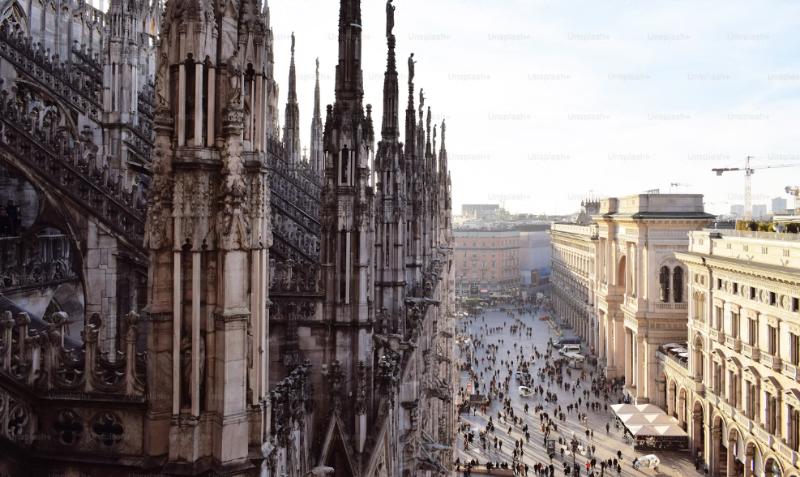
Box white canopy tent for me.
[610,403,688,449]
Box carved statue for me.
[408,53,415,83]
[419,88,425,109]
[155,51,169,110]
[227,50,242,107]
[386,0,395,38]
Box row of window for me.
[715,278,800,312]
[704,356,800,451]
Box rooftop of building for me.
[595,193,714,219]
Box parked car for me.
[553,336,580,348]
[559,344,581,355]
[633,454,660,470]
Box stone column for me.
[178,63,186,146]
[191,251,201,417]
[207,66,215,146]
[194,62,203,146]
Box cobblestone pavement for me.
[454,307,704,477]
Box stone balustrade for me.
[0,27,102,120]
[0,90,146,246]
[741,343,761,361]
[761,352,783,372]
[724,335,742,353]
[0,310,145,397]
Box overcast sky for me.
[168,0,800,215]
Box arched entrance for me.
[744,441,761,477]
[712,415,726,477]
[728,428,744,477]
[678,387,688,429]
[693,401,705,460]
[667,380,677,417]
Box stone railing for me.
[782,361,800,383]
[0,311,145,397]
[269,259,321,296]
[654,302,688,311]
[704,229,800,243]
[741,343,760,361]
[761,352,782,372]
[125,81,156,166]
[270,224,318,265]
[708,328,723,343]
[0,92,146,246]
[551,223,599,239]
[0,27,102,120]
[262,140,321,264]
[70,44,102,82]
[725,335,742,353]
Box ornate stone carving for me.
[356,360,367,414]
[90,412,123,447]
[53,409,83,446]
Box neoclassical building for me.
[661,229,800,477]
[550,222,599,351]
[0,0,456,475]
[593,194,713,403]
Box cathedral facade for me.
[0,0,455,475]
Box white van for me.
[559,344,581,355]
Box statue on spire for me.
[291,32,296,56]
[386,0,395,38]
[419,88,425,109]
[408,53,415,83]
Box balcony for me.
[719,400,734,419]
[783,362,800,383]
[776,440,798,466]
[734,413,754,433]
[725,335,742,353]
[742,343,761,361]
[753,426,775,448]
[709,328,724,343]
[655,302,689,312]
[693,379,705,396]
[761,353,783,372]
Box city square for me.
[454,306,704,477]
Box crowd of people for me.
[454,299,637,477]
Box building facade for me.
[454,230,520,295]
[594,194,713,402]
[0,0,456,475]
[660,229,800,477]
[550,223,599,351]
[548,194,714,402]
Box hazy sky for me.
[266,0,800,216]
[109,0,798,215]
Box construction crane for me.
[669,182,691,193]
[712,156,800,220]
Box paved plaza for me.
[454,307,705,477]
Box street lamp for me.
[304,466,335,477]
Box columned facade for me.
[658,229,800,477]
[550,223,599,352]
[593,194,712,403]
